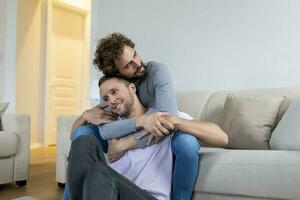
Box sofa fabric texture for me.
[0,131,18,157]
[0,113,30,185]
[270,97,300,151]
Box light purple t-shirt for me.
[107,108,173,200]
[105,110,195,200]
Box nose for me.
[132,57,141,68]
[109,95,118,105]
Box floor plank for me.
[0,147,64,200]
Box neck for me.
[127,97,147,118]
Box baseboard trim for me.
[30,142,44,149]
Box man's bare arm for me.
[164,115,228,147]
[107,135,139,162]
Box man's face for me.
[100,78,134,117]
[114,45,145,79]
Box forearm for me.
[102,114,163,147]
[118,136,139,151]
[99,118,137,140]
[132,131,165,148]
[174,118,228,146]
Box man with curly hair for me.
[64,33,200,200]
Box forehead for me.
[122,45,134,56]
[99,78,125,95]
[115,45,135,67]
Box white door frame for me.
[44,0,90,146]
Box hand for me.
[137,112,175,139]
[107,139,126,163]
[161,115,180,127]
[137,130,162,146]
[82,104,116,125]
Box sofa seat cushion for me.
[0,131,18,157]
[195,147,300,200]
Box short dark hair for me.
[98,75,132,88]
[93,33,135,76]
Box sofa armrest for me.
[56,115,78,184]
[2,113,30,181]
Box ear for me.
[128,83,136,93]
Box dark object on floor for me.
[58,182,65,188]
[16,180,27,186]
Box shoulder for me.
[145,61,170,74]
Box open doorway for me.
[44,0,90,145]
[15,0,91,147]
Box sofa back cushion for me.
[221,94,284,149]
[270,97,300,150]
[199,88,300,126]
[176,88,300,149]
[0,102,9,131]
[176,91,212,119]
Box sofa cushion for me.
[270,97,300,151]
[221,94,284,149]
[0,102,9,131]
[195,147,300,199]
[200,88,300,127]
[176,91,213,120]
[0,131,18,157]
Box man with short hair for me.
[68,76,173,200]
[67,76,228,200]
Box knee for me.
[172,133,200,158]
[71,125,97,141]
[72,135,99,148]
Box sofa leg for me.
[16,180,27,186]
[58,182,65,188]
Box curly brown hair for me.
[93,33,135,75]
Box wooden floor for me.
[0,147,64,200]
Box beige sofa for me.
[0,113,30,186]
[56,87,300,200]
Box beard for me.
[113,94,134,118]
[128,63,148,82]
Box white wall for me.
[0,0,17,110]
[0,0,5,101]
[91,0,300,91]
[16,0,45,146]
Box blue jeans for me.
[171,131,200,200]
[63,126,200,200]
